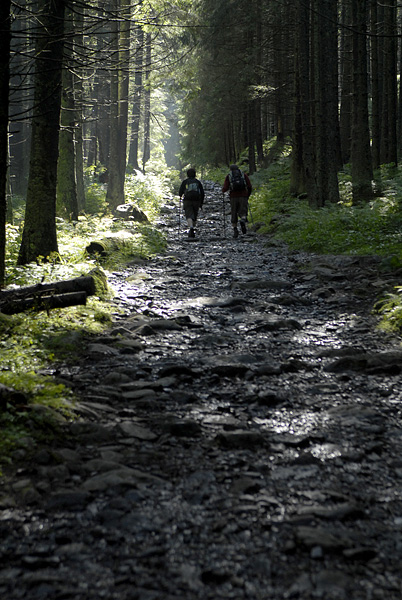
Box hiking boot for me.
[240,220,247,234]
[188,227,195,238]
[233,227,239,239]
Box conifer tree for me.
[18,0,65,265]
[0,0,11,286]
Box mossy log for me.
[0,269,107,315]
[86,234,135,257]
[1,291,88,315]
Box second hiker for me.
[222,164,252,238]
[179,168,205,239]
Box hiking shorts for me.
[183,198,202,223]
[230,195,248,225]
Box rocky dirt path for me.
[1,184,402,599]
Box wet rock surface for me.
[2,184,402,599]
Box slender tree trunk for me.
[340,0,353,164]
[247,104,256,174]
[314,0,340,205]
[293,0,318,204]
[118,0,130,184]
[290,47,305,196]
[370,0,381,169]
[380,0,397,166]
[9,9,32,198]
[350,0,373,202]
[74,4,85,212]
[0,1,11,286]
[128,15,144,170]
[398,10,402,157]
[57,5,78,221]
[106,0,124,210]
[18,0,65,265]
[142,32,152,173]
[255,0,264,164]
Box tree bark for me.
[73,3,86,212]
[0,274,98,301]
[8,8,32,198]
[142,32,152,173]
[340,0,353,164]
[1,292,88,315]
[128,15,144,171]
[106,0,131,209]
[398,9,402,157]
[0,0,11,287]
[57,5,79,221]
[379,0,397,166]
[117,0,130,186]
[370,0,381,169]
[313,0,340,205]
[291,0,318,204]
[18,0,65,265]
[351,0,373,202]
[106,1,123,209]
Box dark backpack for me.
[229,169,246,192]
[184,178,201,201]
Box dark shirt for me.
[179,177,205,203]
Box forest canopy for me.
[1,0,402,284]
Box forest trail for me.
[1,183,402,599]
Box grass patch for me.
[248,154,402,334]
[249,159,402,259]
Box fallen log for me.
[0,269,108,315]
[0,291,88,315]
[0,274,96,301]
[85,231,143,258]
[86,235,133,257]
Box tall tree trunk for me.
[370,0,381,169]
[0,0,11,286]
[340,0,353,164]
[142,32,152,173]
[9,8,32,198]
[292,0,318,204]
[74,3,85,212]
[18,0,65,265]
[350,0,373,203]
[57,5,78,221]
[117,0,130,185]
[106,0,127,209]
[290,47,305,196]
[254,0,264,164]
[314,0,340,205]
[398,10,402,157]
[380,0,397,166]
[247,104,256,174]
[128,15,144,170]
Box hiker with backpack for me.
[222,164,252,238]
[179,168,205,239]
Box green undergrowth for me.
[250,159,402,259]
[0,172,168,470]
[249,156,402,335]
[0,298,115,469]
[375,287,402,333]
